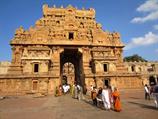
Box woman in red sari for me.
[112,87,121,112]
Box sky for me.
[0,0,158,61]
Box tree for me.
[124,54,147,62]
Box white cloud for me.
[153,24,158,29]
[131,0,158,23]
[125,32,158,50]
[137,0,158,12]
[131,11,158,23]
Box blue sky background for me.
[0,0,158,61]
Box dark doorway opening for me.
[149,76,156,86]
[104,79,109,87]
[69,32,74,40]
[60,49,84,86]
[34,64,39,73]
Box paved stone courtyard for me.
[0,89,157,119]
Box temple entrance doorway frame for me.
[60,48,84,87]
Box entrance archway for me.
[60,49,84,86]
[62,62,75,85]
[149,75,157,86]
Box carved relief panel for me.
[22,48,50,59]
[22,61,32,73]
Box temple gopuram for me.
[0,4,153,95]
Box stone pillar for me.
[8,46,23,74]
[81,47,92,75]
[50,47,62,77]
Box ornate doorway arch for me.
[60,49,84,86]
[62,62,75,85]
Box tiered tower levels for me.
[11,4,124,47]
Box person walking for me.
[112,87,121,112]
[74,84,78,99]
[97,87,103,107]
[77,84,81,101]
[144,84,150,100]
[91,87,97,106]
[102,86,111,110]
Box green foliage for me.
[124,54,147,62]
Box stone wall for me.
[0,78,32,95]
[124,61,158,85]
[0,77,60,95]
[124,61,158,74]
[0,4,157,96]
[0,61,11,74]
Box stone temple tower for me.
[0,4,143,95]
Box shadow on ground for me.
[128,101,157,110]
[129,97,142,99]
[83,99,115,111]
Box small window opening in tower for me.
[103,64,108,72]
[69,32,74,40]
[56,21,60,24]
[131,65,135,72]
[34,64,39,73]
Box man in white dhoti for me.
[102,86,111,110]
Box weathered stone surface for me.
[0,5,157,95]
[0,61,11,74]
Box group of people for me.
[144,83,158,108]
[71,83,83,100]
[91,85,121,112]
[55,83,83,101]
[55,83,122,111]
[55,83,72,97]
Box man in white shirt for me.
[102,86,111,110]
[144,84,150,100]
